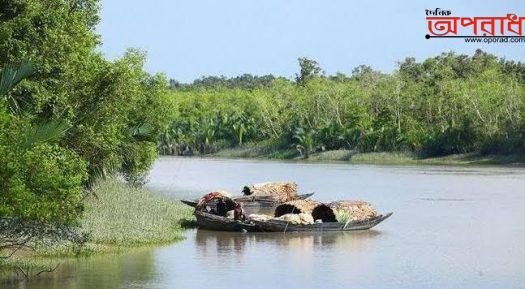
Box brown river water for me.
[4,157,525,289]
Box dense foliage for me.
[170,74,281,90]
[163,51,525,157]
[1,0,171,251]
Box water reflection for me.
[3,158,525,289]
[195,229,381,254]
[2,249,157,289]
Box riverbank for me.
[0,179,193,276]
[208,147,525,166]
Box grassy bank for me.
[0,179,193,275]
[209,147,525,166]
[78,179,193,252]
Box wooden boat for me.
[251,212,393,232]
[194,211,260,232]
[180,199,200,207]
[181,193,315,208]
[194,210,392,232]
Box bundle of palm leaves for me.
[334,210,353,224]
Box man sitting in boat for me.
[216,198,228,216]
[196,191,236,216]
[233,202,246,221]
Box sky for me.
[98,0,525,83]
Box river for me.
[4,157,525,289]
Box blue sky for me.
[98,0,525,83]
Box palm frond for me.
[0,60,34,113]
[125,123,155,141]
[23,119,70,149]
[0,60,33,95]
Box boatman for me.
[216,198,228,216]
[234,202,246,221]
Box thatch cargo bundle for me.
[242,182,298,202]
[275,199,378,223]
[328,200,378,222]
[274,199,379,223]
[274,199,321,217]
[275,213,314,225]
[310,200,378,222]
[248,214,272,222]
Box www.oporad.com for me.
[464,37,525,43]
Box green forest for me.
[163,54,525,159]
[1,0,175,259]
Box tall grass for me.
[80,179,193,248]
[1,179,194,275]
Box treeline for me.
[162,52,525,157]
[169,74,283,90]
[1,1,171,251]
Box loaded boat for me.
[181,182,314,208]
[189,183,392,233]
[181,193,315,208]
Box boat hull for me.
[194,211,392,233]
[251,212,393,232]
[194,211,260,232]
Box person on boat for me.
[196,191,223,209]
[215,198,228,217]
[234,202,246,221]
